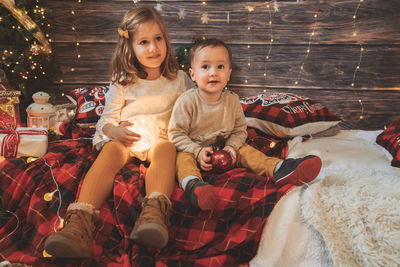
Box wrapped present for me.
[0,82,21,126]
[0,121,48,158]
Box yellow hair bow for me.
[118,28,129,39]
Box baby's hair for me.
[188,38,232,67]
[111,6,178,85]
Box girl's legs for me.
[130,140,176,249]
[78,141,130,208]
[44,141,130,258]
[145,140,176,197]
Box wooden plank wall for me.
[47,0,400,130]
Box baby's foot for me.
[185,179,218,210]
[274,155,322,187]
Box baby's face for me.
[189,45,232,101]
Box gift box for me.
[0,122,48,159]
[0,82,21,126]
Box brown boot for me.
[130,193,171,249]
[44,202,98,258]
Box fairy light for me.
[264,2,274,80]
[0,211,19,244]
[352,0,365,120]
[68,0,82,77]
[42,159,64,233]
[358,98,364,119]
[294,4,320,86]
[246,5,255,83]
[351,0,365,87]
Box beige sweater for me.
[93,70,193,160]
[168,88,247,156]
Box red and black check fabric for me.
[0,132,293,266]
[67,86,110,124]
[376,119,400,168]
[240,93,340,135]
[246,127,289,159]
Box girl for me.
[44,6,193,258]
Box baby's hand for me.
[103,122,141,147]
[197,147,213,171]
[223,146,237,164]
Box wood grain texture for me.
[46,0,400,130]
[52,42,400,89]
[47,0,400,44]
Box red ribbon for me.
[0,121,47,158]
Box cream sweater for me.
[93,70,193,160]
[168,88,248,157]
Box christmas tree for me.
[0,0,61,122]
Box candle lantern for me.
[26,92,56,129]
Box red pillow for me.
[240,93,341,138]
[376,119,400,168]
[67,85,109,126]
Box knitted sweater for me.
[168,88,247,157]
[93,70,193,160]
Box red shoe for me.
[274,155,322,187]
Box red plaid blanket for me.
[0,130,292,266]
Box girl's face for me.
[132,20,167,79]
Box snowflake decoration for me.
[247,6,255,12]
[178,8,186,19]
[201,13,209,24]
[155,3,162,12]
[273,0,279,12]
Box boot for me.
[44,202,98,258]
[185,178,218,210]
[274,155,322,187]
[130,193,171,249]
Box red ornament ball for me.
[211,150,233,173]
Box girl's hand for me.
[197,146,213,171]
[223,146,237,164]
[103,122,141,147]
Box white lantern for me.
[26,91,56,129]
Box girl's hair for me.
[111,6,178,85]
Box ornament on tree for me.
[30,42,42,56]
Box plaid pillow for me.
[67,85,109,126]
[240,93,341,138]
[376,119,400,168]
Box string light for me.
[0,211,19,244]
[294,3,320,86]
[358,99,364,119]
[43,159,64,232]
[246,5,254,82]
[264,2,274,80]
[64,0,82,83]
[351,0,366,120]
[351,0,365,88]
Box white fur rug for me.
[250,130,400,267]
[301,168,400,267]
